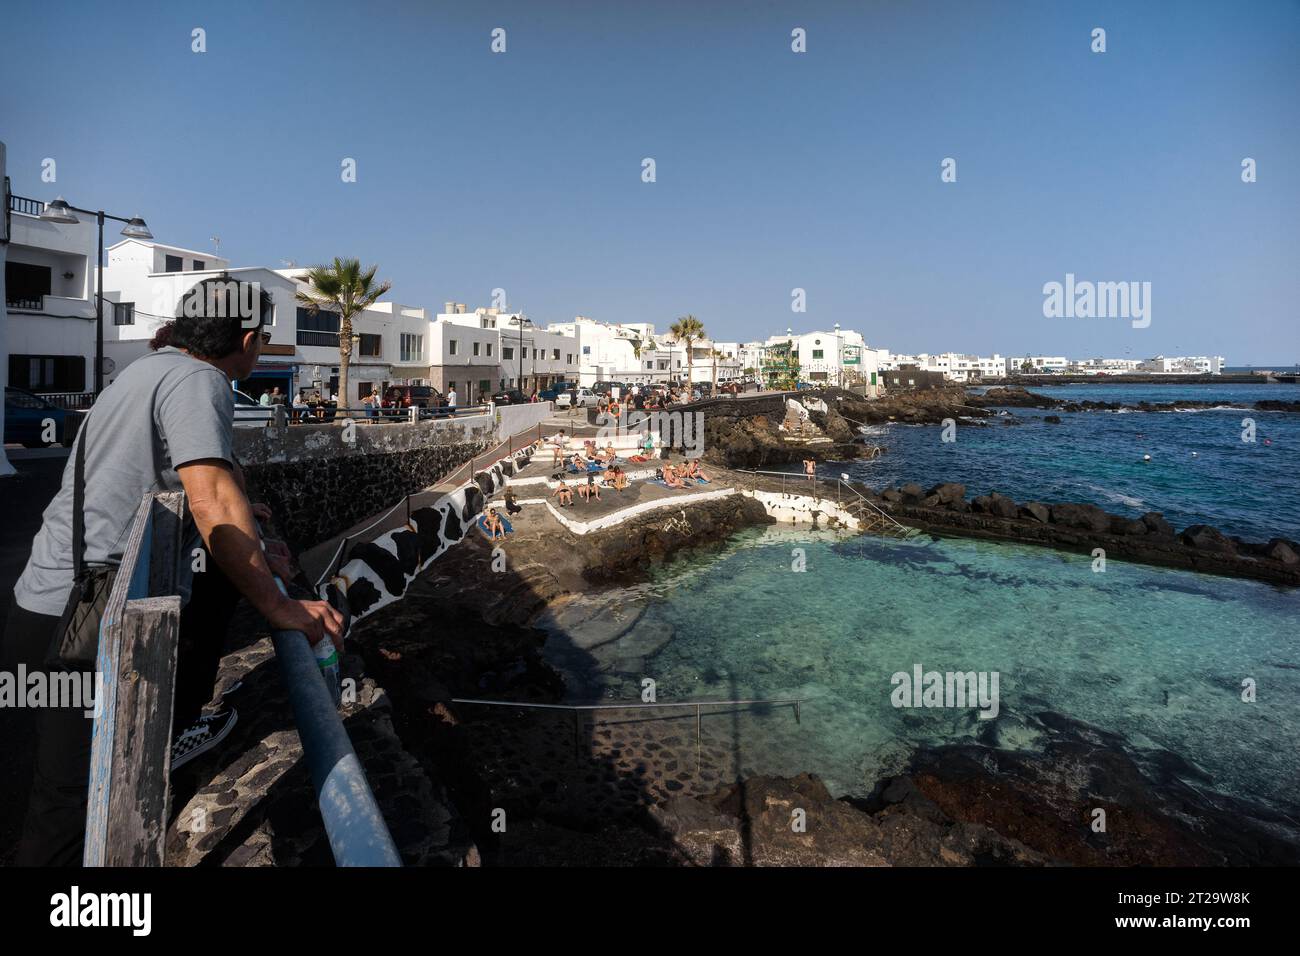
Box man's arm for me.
[177,459,343,648]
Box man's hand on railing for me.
[268,597,345,652]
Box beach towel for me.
[477,514,514,537]
[628,454,649,463]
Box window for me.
[566,354,573,365]
[295,306,340,347]
[473,342,480,357]
[502,346,514,361]
[812,349,824,360]
[164,255,183,273]
[359,333,382,358]
[552,348,560,361]
[9,354,86,392]
[113,302,135,326]
[5,261,52,309]
[449,339,459,356]
[533,348,540,360]
[486,343,493,357]
[192,259,205,271]
[582,345,591,355]
[400,333,423,363]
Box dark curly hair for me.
[148,321,176,351]
[171,275,273,359]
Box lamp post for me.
[39,197,152,395]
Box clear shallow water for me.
[543,527,1300,819]
[842,382,1300,541]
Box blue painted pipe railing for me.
[271,579,401,867]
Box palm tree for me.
[669,314,705,389]
[295,258,391,413]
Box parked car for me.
[491,388,528,406]
[591,381,627,396]
[555,387,599,409]
[385,384,441,409]
[539,381,578,402]
[233,389,274,427]
[4,387,78,447]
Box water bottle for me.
[313,637,341,708]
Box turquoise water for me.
[544,527,1300,819]
[845,382,1300,541]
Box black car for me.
[591,381,627,396]
[491,389,528,405]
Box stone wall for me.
[236,417,495,552]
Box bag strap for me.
[71,424,88,588]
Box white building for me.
[1139,355,1225,375]
[762,326,883,389]
[1006,355,1069,375]
[3,187,99,396]
[1067,357,1144,375]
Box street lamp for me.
[40,196,153,394]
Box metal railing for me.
[84,490,400,866]
[233,403,493,426]
[452,696,806,771]
[37,390,96,410]
[269,577,400,866]
[7,191,45,216]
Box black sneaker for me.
[170,709,238,772]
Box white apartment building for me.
[3,186,99,395]
[1068,357,1144,375]
[1006,355,1069,375]
[762,326,883,389]
[875,350,1000,383]
[1139,355,1225,375]
[439,304,579,395]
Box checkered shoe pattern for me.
[170,709,238,772]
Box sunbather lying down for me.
[481,507,509,539]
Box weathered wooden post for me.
[84,491,185,867]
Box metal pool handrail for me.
[271,577,401,867]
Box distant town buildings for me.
[1,181,1230,408]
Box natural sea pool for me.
[542,526,1300,824]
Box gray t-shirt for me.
[15,347,234,616]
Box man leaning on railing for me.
[1,276,343,867]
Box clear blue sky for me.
[2,0,1295,362]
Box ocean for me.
[844,382,1300,542]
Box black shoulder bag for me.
[49,426,117,669]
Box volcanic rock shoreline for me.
[864,481,1300,586]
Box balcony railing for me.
[296,330,340,348]
[7,192,45,216]
[6,296,44,310]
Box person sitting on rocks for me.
[578,473,602,502]
[596,443,617,464]
[685,459,710,482]
[503,488,523,516]
[483,507,506,540]
[552,481,574,507]
[609,465,629,491]
[662,464,689,489]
